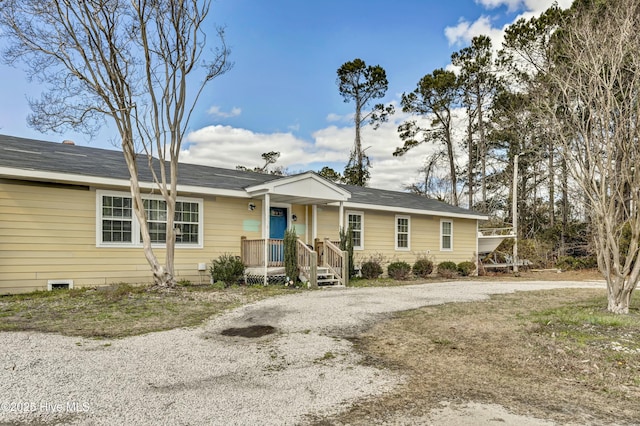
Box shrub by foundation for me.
[413,258,434,278]
[437,261,458,278]
[387,261,412,280]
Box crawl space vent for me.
[47,280,74,291]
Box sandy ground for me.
[0,279,606,425]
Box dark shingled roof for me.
[0,134,485,218]
[0,134,280,190]
[338,183,485,217]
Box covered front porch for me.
[240,237,348,287]
[241,172,351,287]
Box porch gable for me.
[244,172,350,205]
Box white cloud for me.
[207,105,242,118]
[476,0,572,13]
[446,0,573,49]
[183,125,314,170]
[445,16,505,47]
[475,0,522,11]
[523,0,573,13]
[183,107,440,191]
[326,112,352,123]
[182,106,463,192]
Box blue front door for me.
[269,207,287,239]
[269,207,287,264]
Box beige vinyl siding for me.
[290,204,306,233]
[0,178,480,293]
[338,208,478,273]
[315,206,339,242]
[205,196,262,249]
[0,182,265,294]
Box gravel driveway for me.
[0,280,605,425]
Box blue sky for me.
[0,0,570,190]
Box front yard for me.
[319,288,640,425]
[2,272,638,424]
[0,282,297,338]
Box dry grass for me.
[0,282,297,338]
[318,287,640,425]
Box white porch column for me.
[263,193,270,286]
[339,201,344,232]
[312,204,318,243]
[305,205,309,244]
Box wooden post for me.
[314,237,321,265]
[310,251,318,288]
[341,250,349,287]
[263,194,270,286]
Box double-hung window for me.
[441,219,453,251]
[144,199,168,243]
[395,215,410,250]
[97,190,202,248]
[174,201,200,244]
[347,211,364,250]
[101,195,133,243]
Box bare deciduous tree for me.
[546,0,640,313]
[0,0,231,288]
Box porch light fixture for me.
[292,214,297,222]
[248,202,256,211]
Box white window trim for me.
[96,189,203,249]
[395,215,411,251]
[440,219,453,251]
[346,210,364,251]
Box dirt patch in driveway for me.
[316,288,640,425]
[220,325,276,338]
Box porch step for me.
[317,268,340,286]
[298,267,342,286]
[318,277,340,285]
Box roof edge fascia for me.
[328,201,489,221]
[0,167,250,198]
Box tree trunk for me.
[560,157,568,257]
[548,139,555,228]
[467,106,474,210]
[477,83,487,208]
[606,276,634,314]
[161,156,179,288]
[354,102,363,186]
[445,125,459,206]
[130,175,174,288]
